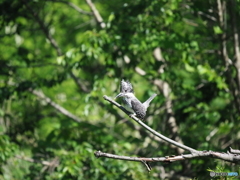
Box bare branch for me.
[31,90,81,123]
[103,95,198,153]
[85,0,106,28]
[95,150,240,164]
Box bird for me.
[115,79,157,120]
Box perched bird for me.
[115,79,157,120]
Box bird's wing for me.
[131,98,146,120]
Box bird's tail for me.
[143,94,157,108]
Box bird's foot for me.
[129,113,136,118]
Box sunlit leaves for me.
[197,65,228,90]
[213,26,223,34]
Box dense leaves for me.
[0,0,240,179]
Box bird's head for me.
[120,79,134,93]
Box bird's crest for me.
[120,79,134,93]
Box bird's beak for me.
[115,92,124,99]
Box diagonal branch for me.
[103,95,198,153]
[31,90,81,123]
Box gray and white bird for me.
[115,79,157,120]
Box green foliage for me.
[0,0,240,179]
[0,135,18,163]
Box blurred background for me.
[0,0,240,179]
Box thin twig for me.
[141,160,152,172]
[103,95,198,153]
[47,0,93,15]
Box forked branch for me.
[95,95,240,171]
